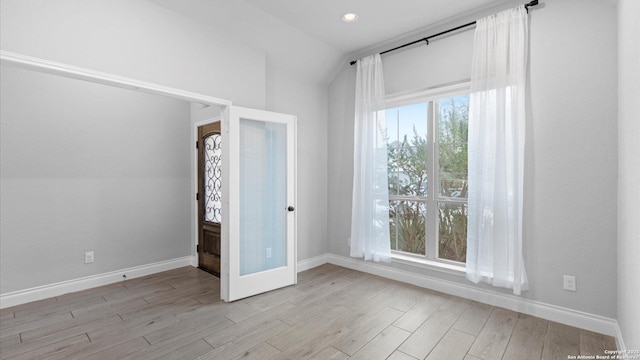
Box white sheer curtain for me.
[466,6,529,295]
[350,54,391,262]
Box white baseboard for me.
[614,323,628,358]
[325,253,620,338]
[2,254,325,310]
[0,256,195,309]
[297,253,329,272]
[1,251,624,348]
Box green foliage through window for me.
[386,94,469,263]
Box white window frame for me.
[385,82,470,276]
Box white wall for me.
[163,0,333,261]
[147,0,336,261]
[0,0,266,298]
[0,0,266,109]
[617,0,640,350]
[383,30,474,94]
[150,0,343,88]
[0,0,333,299]
[266,67,329,260]
[525,0,617,319]
[0,66,192,293]
[328,0,619,318]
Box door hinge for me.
[196,140,198,149]
[197,244,200,253]
[196,193,199,201]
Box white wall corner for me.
[297,253,329,272]
[614,322,628,358]
[0,256,194,309]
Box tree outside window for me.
[386,93,468,264]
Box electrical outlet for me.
[266,247,272,259]
[84,251,94,264]
[563,275,576,291]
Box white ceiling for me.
[242,0,513,54]
[150,0,518,85]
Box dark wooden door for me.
[197,122,222,276]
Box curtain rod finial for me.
[525,0,539,12]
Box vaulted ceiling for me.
[151,0,518,84]
[243,0,514,54]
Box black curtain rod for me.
[349,0,539,65]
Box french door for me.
[221,106,297,302]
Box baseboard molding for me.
[1,251,624,347]
[297,253,329,272]
[0,256,194,309]
[325,253,620,338]
[614,323,628,357]
[1,254,325,309]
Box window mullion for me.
[393,109,399,251]
[426,101,438,261]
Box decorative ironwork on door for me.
[204,133,222,223]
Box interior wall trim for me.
[0,256,194,309]
[319,253,621,339]
[2,251,624,350]
[0,50,231,107]
[297,253,329,272]
[1,254,326,310]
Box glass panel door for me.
[221,106,296,302]
[239,119,287,276]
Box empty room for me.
[0,0,638,359]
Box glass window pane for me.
[398,103,427,144]
[396,145,427,197]
[438,94,468,199]
[438,202,467,263]
[386,108,399,195]
[387,103,428,197]
[438,95,469,144]
[389,200,426,255]
[204,133,222,223]
[385,108,399,146]
[388,147,400,195]
[389,200,398,251]
[439,143,468,198]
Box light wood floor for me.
[0,264,616,360]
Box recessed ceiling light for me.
[341,13,358,22]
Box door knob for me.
[287,206,295,212]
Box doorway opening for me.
[1,51,297,304]
[197,121,222,276]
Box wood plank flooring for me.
[0,264,617,360]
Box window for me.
[204,132,222,223]
[386,86,469,265]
